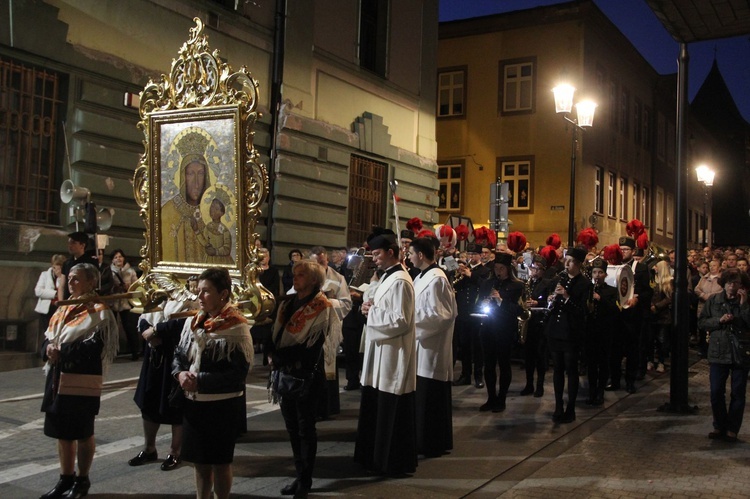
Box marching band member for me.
[520,255,555,397]
[545,247,590,423]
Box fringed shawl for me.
[178,302,254,375]
[43,292,118,375]
[273,292,342,377]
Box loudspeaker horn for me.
[60,180,90,204]
[96,207,115,232]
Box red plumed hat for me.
[539,245,559,268]
[603,244,623,265]
[416,229,436,239]
[625,219,649,250]
[455,223,470,241]
[406,217,423,233]
[546,233,562,249]
[435,224,457,248]
[576,228,599,251]
[473,227,497,249]
[507,231,527,253]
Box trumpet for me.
[452,261,468,287]
[57,291,144,306]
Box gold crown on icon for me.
[176,129,210,161]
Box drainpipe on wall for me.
[265,0,286,255]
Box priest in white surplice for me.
[354,228,418,476]
[408,237,457,457]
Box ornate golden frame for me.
[131,18,274,320]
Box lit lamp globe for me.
[695,165,715,186]
[552,84,575,114]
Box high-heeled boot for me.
[62,475,90,499]
[39,474,75,499]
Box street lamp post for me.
[552,84,597,247]
[695,165,715,247]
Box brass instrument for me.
[517,278,532,344]
[57,291,144,306]
[452,261,468,288]
[587,282,600,313]
[348,247,376,289]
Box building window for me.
[656,187,664,235]
[499,159,532,210]
[619,177,627,221]
[437,163,463,212]
[499,58,535,114]
[657,112,666,160]
[666,193,674,237]
[608,81,617,129]
[0,57,64,224]
[595,67,606,126]
[620,88,630,136]
[607,171,616,218]
[643,106,652,151]
[633,100,642,145]
[359,0,388,77]
[437,69,466,118]
[642,186,650,227]
[633,181,640,220]
[348,154,387,248]
[594,166,603,214]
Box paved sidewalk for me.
[0,354,748,498]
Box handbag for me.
[272,368,316,400]
[57,372,103,397]
[729,329,750,369]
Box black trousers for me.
[280,389,319,487]
[523,319,548,386]
[481,329,514,401]
[343,326,363,386]
[551,346,579,412]
[456,315,483,379]
[586,330,612,397]
[610,313,640,385]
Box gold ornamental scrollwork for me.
[132,18,273,321]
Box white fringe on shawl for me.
[177,303,254,376]
[43,295,119,376]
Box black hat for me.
[367,228,397,251]
[494,252,513,267]
[400,229,415,240]
[566,246,587,264]
[619,236,636,249]
[590,257,608,271]
[634,248,645,257]
[466,242,480,253]
[531,255,547,269]
[67,231,89,246]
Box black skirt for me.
[415,376,453,457]
[181,396,244,465]
[354,386,417,475]
[44,412,95,440]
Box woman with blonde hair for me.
[35,254,67,339]
[649,260,674,373]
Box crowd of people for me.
[33,225,750,499]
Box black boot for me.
[40,474,75,499]
[534,379,544,397]
[62,475,90,499]
[519,381,534,396]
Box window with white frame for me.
[594,166,603,214]
[642,186,650,226]
[500,159,532,210]
[656,187,664,235]
[437,163,462,212]
[500,59,535,114]
[437,69,466,118]
[619,177,627,221]
[607,172,616,218]
[666,193,674,237]
[633,182,640,220]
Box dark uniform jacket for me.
[586,282,620,334]
[454,263,490,317]
[544,273,591,343]
[477,276,523,342]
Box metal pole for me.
[568,127,578,247]
[660,42,695,413]
[702,185,707,247]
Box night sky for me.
[439,0,750,122]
